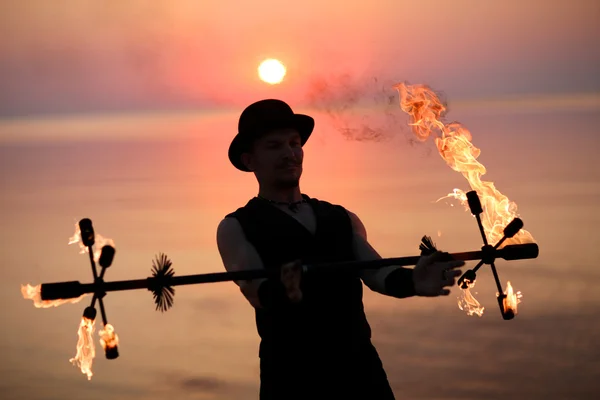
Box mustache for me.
[279,162,301,168]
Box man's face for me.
[241,128,304,189]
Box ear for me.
[240,152,254,171]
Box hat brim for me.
[228,114,314,172]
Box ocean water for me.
[1,106,599,399]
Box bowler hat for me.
[228,99,314,172]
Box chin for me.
[275,178,300,189]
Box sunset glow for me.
[258,59,286,84]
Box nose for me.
[283,145,298,161]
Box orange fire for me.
[70,316,96,380]
[500,281,522,315]
[21,283,87,308]
[22,223,112,309]
[457,277,485,317]
[394,83,534,316]
[99,324,119,351]
[68,222,115,262]
[22,222,117,379]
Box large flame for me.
[70,316,96,380]
[21,284,87,308]
[394,83,535,316]
[68,222,115,263]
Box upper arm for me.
[346,209,380,260]
[346,209,399,293]
[216,217,267,307]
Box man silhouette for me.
[217,99,464,399]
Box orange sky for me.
[2,2,600,399]
[0,0,598,117]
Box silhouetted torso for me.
[225,193,395,399]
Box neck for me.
[258,186,303,203]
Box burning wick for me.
[498,280,522,318]
[69,221,115,263]
[100,324,120,359]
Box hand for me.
[281,259,303,303]
[413,251,465,296]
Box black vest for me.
[225,193,373,361]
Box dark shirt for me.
[225,193,395,399]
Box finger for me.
[435,260,465,271]
[442,276,457,287]
[441,269,462,286]
[447,260,466,269]
[446,270,462,279]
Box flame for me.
[457,278,485,317]
[499,280,522,315]
[22,222,119,380]
[70,316,96,380]
[69,222,115,263]
[99,324,119,352]
[394,83,535,315]
[21,283,87,308]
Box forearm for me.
[235,276,299,310]
[361,264,417,298]
[382,266,417,298]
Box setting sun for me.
[258,59,286,84]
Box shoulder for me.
[220,198,260,225]
[307,194,348,215]
[345,209,367,239]
[217,215,241,230]
[216,216,245,245]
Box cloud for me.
[151,371,257,399]
[179,376,225,392]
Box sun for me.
[258,59,286,84]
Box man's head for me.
[240,127,304,189]
[228,99,314,183]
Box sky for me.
[1,1,600,399]
[0,0,599,118]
